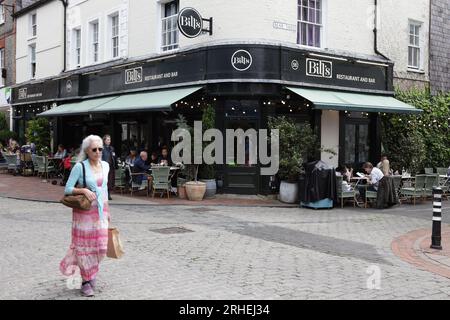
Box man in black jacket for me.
[102,134,116,200]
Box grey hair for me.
[77,135,103,162]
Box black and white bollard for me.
[431,187,443,250]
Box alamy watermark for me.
[171,121,279,176]
[366,265,381,290]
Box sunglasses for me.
[91,148,103,152]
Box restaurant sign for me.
[177,7,213,38]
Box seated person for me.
[132,151,151,185]
[336,166,353,192]
[125,148,138,166]
[53,144,67,159]
[158,146,172,166]
[150,151,159,166]
[357,162,384,200]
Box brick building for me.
[429,0,450,95]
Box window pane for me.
[409,24,414,34]
[409,35,414,45]
[309,8,315,23]
[358,125,369,163]
[316,0,321,9]
[345,124,356,164]
[316,9,321,24]
[315,25,321,47]
[408,47,413,66]
[307,24,314,46]
[302,6,308,21]
[302,23,307,44]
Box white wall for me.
[66,0,128,69]
[127,0,385,57]
[16,0,65,83]
[378,0,430,84]
[320,110,340,168]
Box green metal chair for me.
[4,154,18,174]
[424,168,434,174]
[151,166,171,198]
[436,167,448,176]
[365,189,378,208]
[424,174,439,198]
[114,168,127,194]
[130,172,149,196]
[336,175,356,208]
[400,174,426,205]
[31,154,39,176]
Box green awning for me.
[39,86,203,117]
[286,87,422,114]
[90,86,203,113]
[38,96,118,117]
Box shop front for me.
[11,43,421,195]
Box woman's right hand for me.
[83,189,97,201]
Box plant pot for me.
[178,184,187,199]
[278,180,299,204]
[200,179,217,198]
[185,181,206,201]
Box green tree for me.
[381,88,450,173]
[0,112,16,146]
[25,118,51,155]
[198,104,216,180]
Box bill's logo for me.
[306,58,332,79]
[18,88,27,99]
[178,7,203,38]
[125,67,143,84]
[231,50,253,71]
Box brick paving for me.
[1,194,450,300]
[392,227,450,279]
[0,173,293,207]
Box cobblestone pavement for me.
[1,197,450,300]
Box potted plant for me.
[25,118,51,156]
[175,115,206,201]
[198,104,217,198]
[268,116,320,204]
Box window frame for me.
[30,12,37,38]
[74,28,81,67]
[160,0,179,52]
[109,13,120,59]
[89,20,100,64]
[407,20,423,71]
[297,0,324,48]
[29,44,36,79]
[0,4,5,25]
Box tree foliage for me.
[382,88,450,174]
[25,118,51,155]
[268,116,319,182]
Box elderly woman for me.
[60,135,110,297]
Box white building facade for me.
[11,0,427,194]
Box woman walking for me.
[60,135,110,297]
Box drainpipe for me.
[373,0,389,60]
[59,0,68,72]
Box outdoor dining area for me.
[336,167,450,209]
[0,148,184,199]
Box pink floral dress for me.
[60,170,110,281]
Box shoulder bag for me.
[60,162,92,210]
